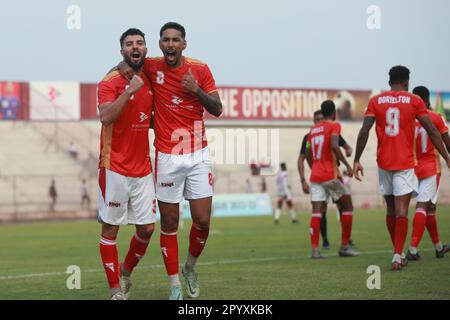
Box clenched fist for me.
[125,75,144,95]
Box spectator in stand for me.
[261,176,267,193]
[245,178,253,193]
[81,179,91,209]
[49,179,57,212]
[69,141,78,159]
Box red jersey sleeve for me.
[414,96,428,118]
[201,64,217,94]
[142,58,153,79]
[364,98,376,117]
[331,122,341,136]
[436,114,449,134]
[98,80,117,106]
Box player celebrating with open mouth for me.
[97,28,156,300]
[117,22,222,300]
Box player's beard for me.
[124,54,144,71]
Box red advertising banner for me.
[3,82,448,122]
[206,86,375,122]
[80,83,98,119]
[0,81,29,120]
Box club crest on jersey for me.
[171,96,183,105]
[139,112,149,122]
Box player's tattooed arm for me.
[418,115,450,167]
[182,68,222,117]
[195,89,222,117]
[331,135,353,177]
[99,75,144,126]
[353,116,375,181]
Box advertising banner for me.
[30,82,80,120]
[0,81,26,120]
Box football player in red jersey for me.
[97,28,156,300]
[117,22,222,300]
[353,66,450,271]
[406,86,450,261]
[298,110,354,249]
[306,100,358,259]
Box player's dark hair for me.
[313,110,323,118]
[389,65,410,84]
[160,22,186,39]
[120,28,146,48]
[320,100,336,118]
[280,162,287,171]
[412,86,430,105]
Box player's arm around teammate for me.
[98,29,156,300]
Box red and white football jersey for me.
[143,57,218,154]
[308,120,341,183]
[365,91,428,171]
[415,110,448,179]
[97,70,153,177]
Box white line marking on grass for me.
[0,248,435,281]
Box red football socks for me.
[160,228,179,276]
[386,215,396,246]
[410,208,427,248]
[189,224,210,258]
[426,211,440,245]
[341,211,353,247]
[123,233,150,274]
[394,216,408,255]
[99,236,120,289]
[310,212,322,249]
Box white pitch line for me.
[0,248,435,281]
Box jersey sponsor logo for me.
[108,201,121,207]
[171,96,183,105]
[160,182,174,188]
[139,112,149,122]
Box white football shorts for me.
[98,168,156,225]
[155,146,213,203]
[417,174,440,204]
[378,168,418,197]
[310,179,350,202]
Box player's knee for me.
[428,202,436,212]
[193,216,210,230]
[101,224,119,239]
[136,223,154,240]
[161,219,178,231]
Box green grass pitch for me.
[0,207,449,300]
